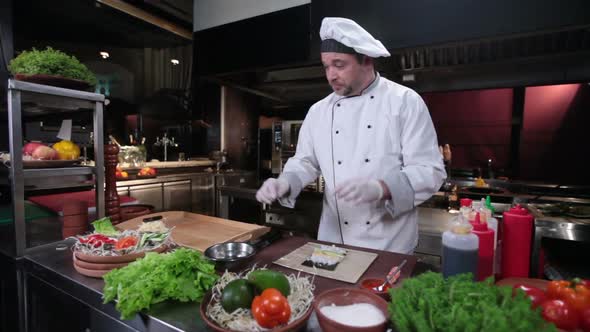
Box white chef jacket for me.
[278,73,445,254]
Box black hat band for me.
[320,39,357,54]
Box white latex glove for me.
[255,178,290,204]
[335,178,384,205]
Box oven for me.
[269,120,325,192]
[528,203,590,279]
[262,191,323,238]
[271,120,302,175]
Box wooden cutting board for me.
[116,211,270,252]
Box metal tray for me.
[23,160,80,168]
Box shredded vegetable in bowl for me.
[137,220,169,233]
[206,268,315,331]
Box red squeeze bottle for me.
[470,213,495,281]
[500,205,534,278]
[460,198,473,208]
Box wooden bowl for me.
[313,288,389,332]
[199,290,313,332]
[73,245,167,264]
[73,254,129,270]
[73,260,112,278]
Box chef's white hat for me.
[320,17,391,58]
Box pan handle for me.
[143,215,163,223]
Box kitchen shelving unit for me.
[5,78,105,257]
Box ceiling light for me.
[100,51,110,59]
[171,59,180,65]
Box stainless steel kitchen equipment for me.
[268,120,324,193]
[3,79,105,257]
[271,120,302,175]
[209,150,228,172]
[216,184,322,238]
[204,241,256,270]
[214,171,256,216]
[153,133,177,162]
[528,202,590,278]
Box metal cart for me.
[4,79,105,257]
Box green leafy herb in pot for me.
[389,272,557,332]
[9,47,97,86]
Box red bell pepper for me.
[115,236,138,250]
[79,234,116,248]
[547,279,590,313]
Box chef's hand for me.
[335,178,387,205]
[256,178,290,204]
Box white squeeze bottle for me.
[442,214,479,280]
[485,196,501,276]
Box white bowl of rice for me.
[313,288,389,332]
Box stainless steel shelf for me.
[22,166,95,178]
[6,78,105,258]
[8,79,104,101]
[5,80,105,116]
[24,182,94,192]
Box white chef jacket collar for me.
[339,71,379,99]
[359,71,380,96]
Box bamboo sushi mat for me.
[273,242,378,284]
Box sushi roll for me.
[303,245,347,271]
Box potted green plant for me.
[8,47,97,90]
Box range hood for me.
[393,26,590,92]
[193,0,590,106]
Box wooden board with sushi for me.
[302,245,348,271]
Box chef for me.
[256,17,446,254]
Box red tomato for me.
[513,284,547,308]
[251,288,290,328]
[541,299,579,331]
[580,308,590,332]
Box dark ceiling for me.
[13,0,192,49]
[209,25,590,110]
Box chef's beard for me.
[333,84,353,96]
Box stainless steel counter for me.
[214,181,590,277]
[217,185,453,265]
[417,207,454,236]
[527,204,590,277]
[413,207,455,267]
[116,170,256,216]
[119,159,215,169]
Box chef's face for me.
[322,52,372,96]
